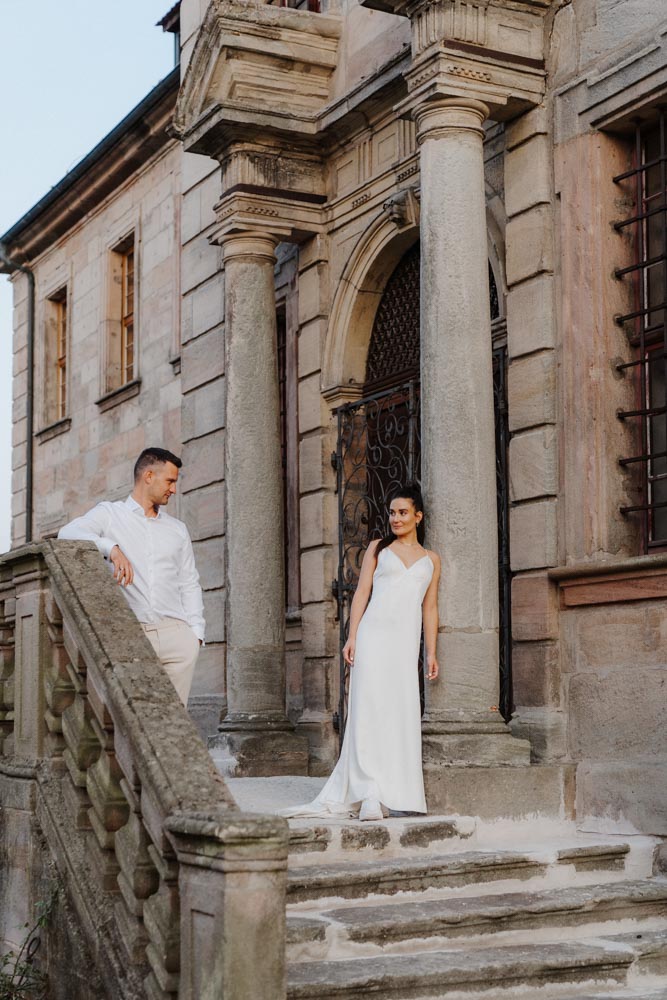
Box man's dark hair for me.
[133,447,182,482]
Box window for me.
[616,112,667,548]
[276,297,300,613]
[106,235,136,393]
[120,247,135,385]
[44,287,68,425]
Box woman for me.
[288,484,440,821]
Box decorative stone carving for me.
[43,593,75,764]
[412,0,491,53]
[403,48,546,118]
[172,0,342,156]
[61,691,100,831]
[382,186,420,228]
[210,190,325,244]
[209,144,326,243]
[143,848,181,997]
[86,729,130,891]
[363,0,551,119]
[114,778,159,966]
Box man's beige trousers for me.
[141,618,200,706]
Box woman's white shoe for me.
[359,798,384,821]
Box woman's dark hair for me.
[374,483,425,558]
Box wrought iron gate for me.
[332,347,512,744]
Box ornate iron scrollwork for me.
[332,245,510,746]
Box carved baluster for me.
[43,592,75,766]
[85,688,130,892]
[0,580,15,755]
[114,774,159,967]
[143,848,180,999]
[61,625,100,830]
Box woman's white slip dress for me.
[288,546,433,817]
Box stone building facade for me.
[2,0,667,833]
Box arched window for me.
[364,245,500,391]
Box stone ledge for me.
[36,417,72,444]
[424,763,576,820]
[95,378,142,412]
[549,553,667,608]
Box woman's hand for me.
[343,636,356,666]
[426,654,439,681]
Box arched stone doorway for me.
[332,242,509,741]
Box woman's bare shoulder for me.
[360,538,382,565]
[426,549,441,568]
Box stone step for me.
[286,878,667,955]
[542,988,667,1000]
[286,938,638,999]
[287,848,548,904]
[288,814,476,861]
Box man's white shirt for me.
[58,496,206,641]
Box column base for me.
[209,715,309,777]
[187,695,227,744]
[421,711,573,820]
[295,711,338,777]
[422,711,531,767]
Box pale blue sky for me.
[0,1,176,551]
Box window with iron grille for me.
[616,111,667,548]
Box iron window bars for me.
[616,110,667,549]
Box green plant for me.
[0,891,57,1000]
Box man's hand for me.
[110,545,134,587]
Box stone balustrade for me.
[0,540,288,1000]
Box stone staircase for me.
[284,818,667,998]
[228,781,667,1000]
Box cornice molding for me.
[172,0,342,157]
[1,70,179,267]
[210,190,325,244]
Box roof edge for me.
[1,67,181,272]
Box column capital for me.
[364,0,548,119]
[413,98,489,145]
[219,231,278,265]
[210,190,325,247]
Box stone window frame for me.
[97,224,142,410]
[37,270,73,443]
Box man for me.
[58,447,205,706]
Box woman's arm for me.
[422,551,441,680]
[342,539,381,666]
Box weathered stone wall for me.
[177,143,226,734]
[559,594,667,834]
[11,143,183,548]
[0,768,41,954]
[508,0,667,796]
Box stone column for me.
[416,98,528,766]
[211,232,308,776]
